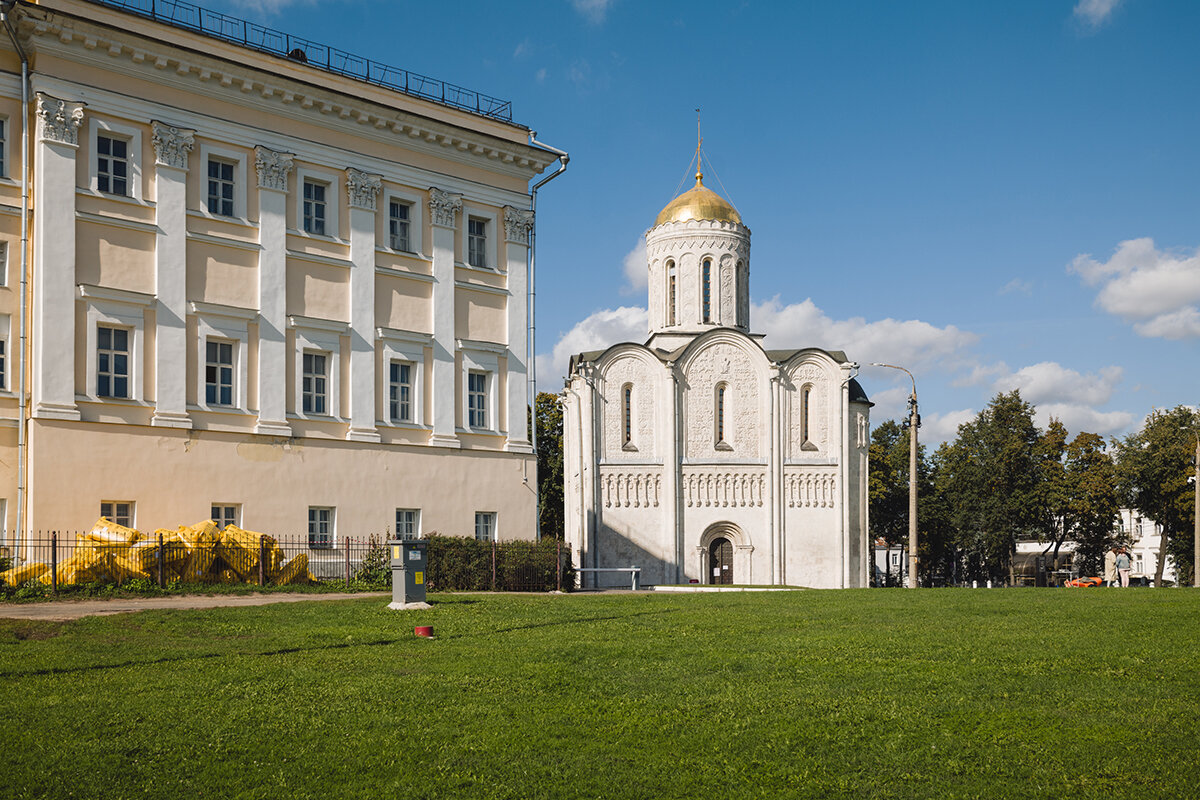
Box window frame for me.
[395,508,420,539]
[714,381,733,450]
[205,338,236,408]
[291,318,345,420]
[467,370,488,429]
[81,285,152,403]
[389,360,415,423]
[296,167,340,239]
[467,216,488,268]
[197,143,248,221]
[96,324,132,400]
[88,117,143,201]
[389,199,413,253]
[0,240,8,287]
[211,503,240,530]
[474,511,497,542]
[308,506,335,549]
[461,206,499,271]
[100,500,135,528]
[301,350,330,416]
[191,302,252,412]
[377,329,429,428]
[0,115,7,180]
[621,382,637,451]
[459,344,501,434]
[666,260,677,326]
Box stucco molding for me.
[35,93,85,146]
[502,206,534,243]
[254,146,294,192]
[151,121,195,170]
[345,168,382,211]
[428,187,462,228]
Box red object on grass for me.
[1064,577,1103,588]
[414,626,434,637]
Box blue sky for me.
[216,0,1199,443]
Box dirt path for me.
[0,592,389,622]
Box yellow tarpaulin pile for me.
[0,519,314,587]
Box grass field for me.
[1,589,1198,799]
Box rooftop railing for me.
[81,0,515,122]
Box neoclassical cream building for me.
[563,168,871,588]
[0,0,566,550]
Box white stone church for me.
[562,166,872,588]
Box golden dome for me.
[654,172,742,227]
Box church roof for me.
[654,173,742,227]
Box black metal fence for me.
[83,0,514,121]
[0,530,573,593]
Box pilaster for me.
[502,206,533,452]
[150,121,195,428]
[346,168,382,442]
[428,187,462,448]
[32,93,85,420]
[253,146,294,436]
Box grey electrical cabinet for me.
[389,539,428,605]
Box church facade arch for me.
[697,521,754,585]
[593,344,664,463]
[677,330,771,462]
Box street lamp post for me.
[870,363,919,588]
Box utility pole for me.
[870,363,919,588]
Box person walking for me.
[1104,546,1118,587]
[1115,547,1132,588]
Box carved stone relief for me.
[685,342,759,459]
[601,355,657,461]
[345,168,382,211]
[36,94,86,146]
[254,146,294,191]
[428,187,463,228]
[719,254,735,327]
[503,206,535,243]
[151,121,195,170]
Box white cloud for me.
[1035,403,1135,437]
[570,0,613,24]
[621,237,648,294]
[921,409,977,445]
[1069,238,1200,339]
[224,0,315,14]
[1000,278,1032,296]
[996,361,1122,407]
[536,306,647,385]
[513,39,530,59]
[1073,0,1122,27]
[536,68,548,83]
[752,297,979,373]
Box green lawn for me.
[1,589,1197,799]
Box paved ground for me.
[0,592,389,622]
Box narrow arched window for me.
[702,258,712,323]
[622,384,633,446]
[735,260,745,327]
[801,385,811,443]
[715,383,732,450]
[667,261,677,326]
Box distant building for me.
[562,162,871,588]
[0,0,565,551]
[1118,509,1176,584]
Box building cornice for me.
[20,8,555,181]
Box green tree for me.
[1113,406,1200,586]
[534,391,565,540]
[1063,431,1120,576]
[940,391,1042,584]
[1033,419,1071,570]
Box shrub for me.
[425,535,573,592]
[353,534,390,588]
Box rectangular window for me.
[97,325,130,399]
[467,217,487,268]
[474,511,496,542]
[206,158,236,217]
[0,241,8,286]
[0,339,6,391]
[211,504,239,530]
[467,371,488,428]
[389,200,412,251]
[100,501,134,528]
[302,351,328,415]
[97,134,130,196]
[303,180,327,235]
[389,361,413,422]
[396,508,420,539]
[891,551,900,567]
[308,506,334,549]
[205,339,234,406]
[0,118,6,178]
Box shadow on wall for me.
[588,517,677,589]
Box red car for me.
[1064,576,1103,588]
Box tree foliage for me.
[1113,406,1199,586]
[1062,432,1120,576]
[534,392,565,540]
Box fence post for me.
[491,540,497,592]
[259,535,266,587]
[157,531,164,588]
[51,532,58,595]
[344,537,351,587]
[556,538,562,594]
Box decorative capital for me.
[345,168,382,211]
[151,121,195,170]
[503,206,535,244]
[254,146,294,192]
[35,93,86,147]
[428,187,462,228]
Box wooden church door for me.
[709,537,733,585]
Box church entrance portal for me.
[709,537,733,585]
